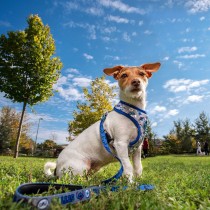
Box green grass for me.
[0,155,210,209]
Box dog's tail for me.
[44,162,56,177]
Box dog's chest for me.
[114,101,147,135]
[104,101,147,152]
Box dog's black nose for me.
[131,79,140,87]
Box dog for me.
[44,62,161,182]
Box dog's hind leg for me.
[56,158,91,178]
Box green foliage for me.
[194,111,210,143]
[164,119,196,153]
[0,14,62,105]
[68,76,116,137]
[0,155,210,209]
[163,112,210,154]
[144,119,157,155]
[42,139,57,150]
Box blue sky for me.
[1,0,210,144]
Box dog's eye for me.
[139,72,145,76]
[121,73,128,79]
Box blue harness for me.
[13,101,152,209]
[100,100,147,184]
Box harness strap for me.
[100,113,124,185]
[113,107,141,147]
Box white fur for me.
[44,162,56,176]
[44,63,160,182]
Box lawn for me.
[0,155,210,210]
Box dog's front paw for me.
[124,173,134,183]
[134,168,143,177]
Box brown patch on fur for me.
[103,62,161,80]
[118,67,148,90]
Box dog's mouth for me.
[130,87,141,92]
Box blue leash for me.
[13,182,154,209]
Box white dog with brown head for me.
[44,62,161,182]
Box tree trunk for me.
[13,101,27,158]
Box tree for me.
[163,132,180,154]
[194,111,210,144]
[68,76,116,137]
[0,15,62,158]
[144,119,157,155]
[42,139,57,150]
[164,119,195,153]
[0,106,33,154]
[0,106,16,151]
[180,119,194,152]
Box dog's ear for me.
[103,65,124,80]
[141,62,161,78]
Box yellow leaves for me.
[68,76,116,136]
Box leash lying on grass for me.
[14,108,154,209]
[13,182,154,209]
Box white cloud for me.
[138,20,144,26]
[101,26,117,34]
[107,15,129,24]
[178,54,206,59]
[173,60,184,69]
[85,7,104,16]
[83,53,94,60]
[0,20,11,27]
[151,105,167,114]
[200,16,205,21]
[99,0,146,14]
[63,21,96,40]
[151,122,158,127]
[163,56,170,61]
[57,86,83,101]
[53,74,87,101]
[132,32,137,36]
[167,109,179,116]
[122,32,131,42]
[178,46,197,53]
[66,68,79,74]
[105,79,118,88]
[101,36,111,42]
[72,77,92,87]
[63,2,104,17]
[164,78,209,93]
[185,0,210,13]
[53,76,68,90]
[181,38,195,42]
[64,2,79,11]
[104,55,120,61]
[165,0,175,8]
[28,113,60,123]
[185,27,191,33]
[144,30,152,35]
[35,128,69,144]
[184,95,204,103]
